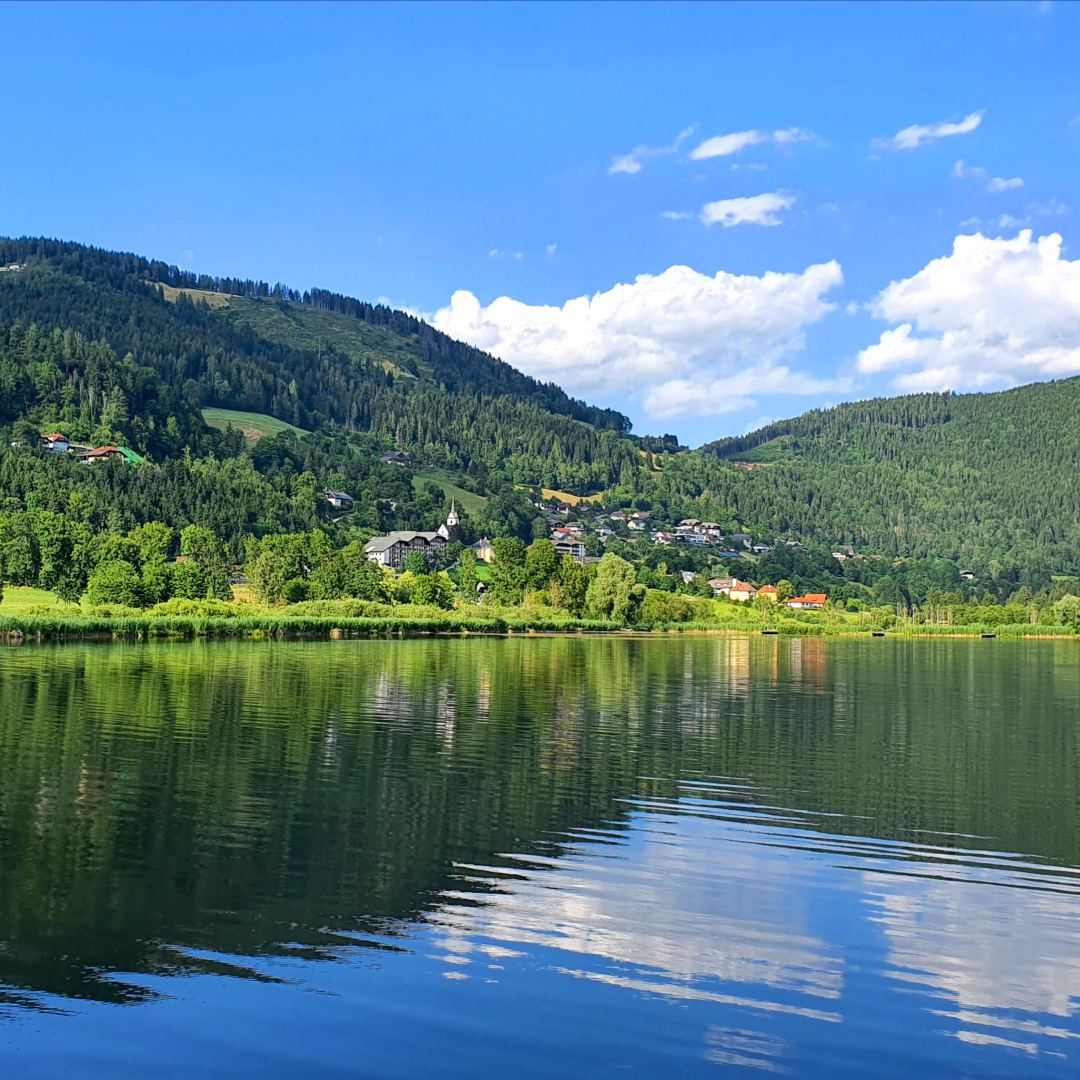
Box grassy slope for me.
[152,282,232,309]
[0,586,74,612]
[202,408,310,440]
[221,296,426,379]
[412,466,488,515]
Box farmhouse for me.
[41,433,70,453]
[785,593,827,610]
[756,585,779,602]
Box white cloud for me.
[690,127,814,160]
[432,260,844,418]
[876,110,984,151]
[954,160,1024,193]
[488,248,523,260]
[608,124,697,175]
[699,191,796,227]
[661,210,693,221]
[545,243,557,258]
[857,230,1080,392]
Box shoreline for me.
[0,612,1074,644]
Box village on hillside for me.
[14,428,899,611]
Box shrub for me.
[86,560,145,608]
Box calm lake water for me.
[0,636,1078,1077]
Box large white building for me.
[363,502,462,568]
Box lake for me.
[0,636,1078,1077]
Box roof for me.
[42,432,68,441]
[325,489,353,501]
[757,585,778,594]
[788,593,827,604]
[364,530,444,553]
[87,445,121,456]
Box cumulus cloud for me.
[689,127,814,160]
[432,261,844,418]
[876,110,984,151]
[986,175,1023,193]
[699,191,796,227]
[857,230,1080,392]
[608,124,697,175]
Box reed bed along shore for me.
[0,600,1073,643]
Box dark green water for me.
[0,636,1078,1077]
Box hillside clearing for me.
[202,408,309,440]
[153,282,233,309]
[412,467,488,516]
[222,297,424,380]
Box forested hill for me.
[0,237,635,491]
[675,378,1080,574]
[1,235,1078,581]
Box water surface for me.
[0,637,1078,1076]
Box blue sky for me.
[2,0,1078,444]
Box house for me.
[83,446,144,466]
[609,511,628,522]
[41,433,70,453]
[595,526,614,540]
[84,445,123,463]
[627,518,647,531]
[751,543,771,555]
[784,540,806,552]
[785,593,827,610]
[471,537,495,563]
[680,570,697,585]
[652,531,676,546]
[381,450,411,466]
[680,532,708,546]
[709,577,757,602]
[678,518,701,529]
[757,585,779,602]
[365,530,447,568]
[553,538,586,562]
[324,489,354,510]
[959,570,976,582]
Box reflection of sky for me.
[6,781,1080,1077]
[424,785,1080,1076]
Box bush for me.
[86,560,145,608]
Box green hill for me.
[678,379,1080,573]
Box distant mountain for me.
[678,379,1080,573]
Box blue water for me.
[1,637,1078,1076]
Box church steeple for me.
[446,499,460,527]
